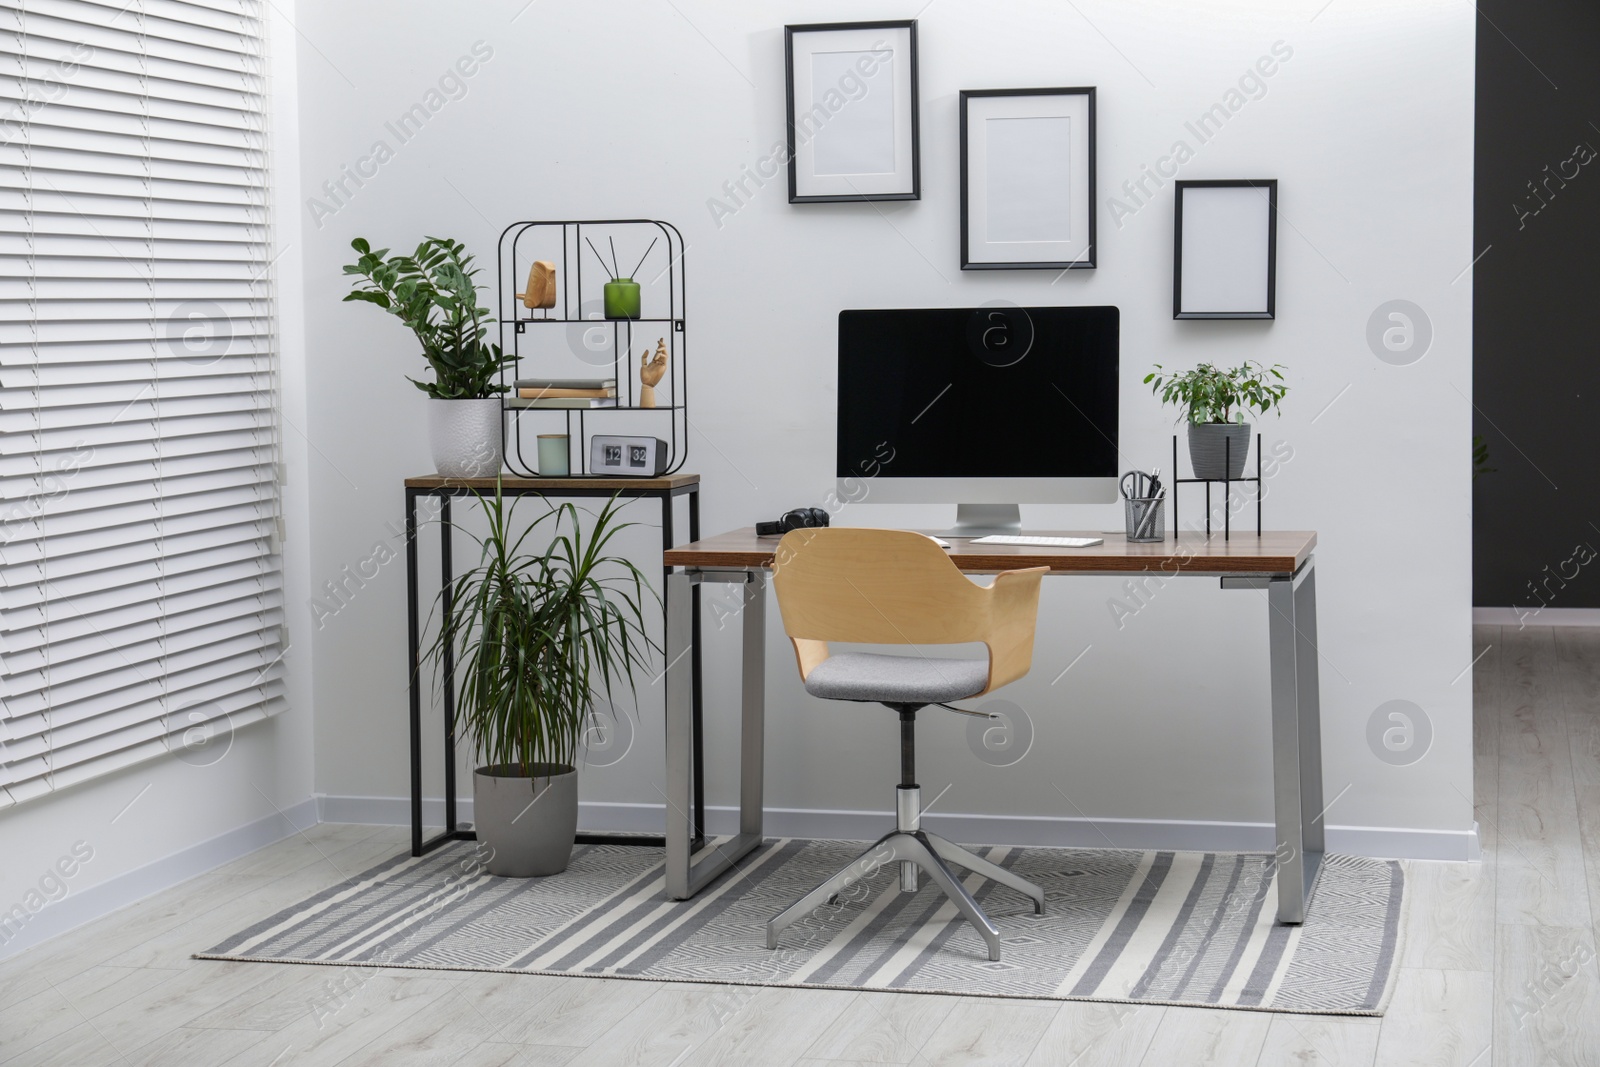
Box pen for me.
[1134,488,1166,540]
[1133,490,1156,539]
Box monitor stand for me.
[948,503,1022,538]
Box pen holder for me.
[1124,496,1165,543]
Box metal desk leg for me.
[739,572,766,840]
[688,489,705,846]
[665,569,694,893]
[666,568,766,899]
[1267,556,1326,923]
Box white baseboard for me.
[0,797,318,963]
[1474,606,1600,627]
[1326,821,1480,862]
[316,795,1480,863]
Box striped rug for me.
[199,838,1404,1014]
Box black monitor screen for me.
[836,306,1119,479]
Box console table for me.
[660,528,1326,925]
[404,473,704,857]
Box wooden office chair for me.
[767,527,1050,962]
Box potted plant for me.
[1145,360,1288,479]
[426,484,656,876]
[1473,434,1495,480]
[343,236,516,478]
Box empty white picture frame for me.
[785,20,920,203]
[1174,180,1278,319]
[960,87,1096,270]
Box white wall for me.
[293,0,1477,857]
[0,1,319,960]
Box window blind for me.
[0,0,283,808]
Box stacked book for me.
[514,378,617,408]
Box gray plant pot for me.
[1187,422,1252,480]
[472,763,578,877]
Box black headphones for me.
[756,507,829,536]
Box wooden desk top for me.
[406,473,699,491]
[665,528,1316,576]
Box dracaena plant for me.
[342,236,515,399]
[423,485,658,773]
[1143,360,1288,425]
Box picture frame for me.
[1173,179,1278,319]
[784,20,919,203]
[960,87,1096,270]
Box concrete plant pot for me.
[472,764,578,877]
[428,398,503,478]
[1187,422,1251,480]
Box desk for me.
[661,528,1325,924]
[405,473,706,857]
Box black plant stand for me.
[404,473,705,857]
[1171,433,1263,540]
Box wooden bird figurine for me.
[516,261,557,313]
[639,338,668,408]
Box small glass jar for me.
[537,434,570,477]
[603,278,641,320]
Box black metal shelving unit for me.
[495,220,689,477]
[401,220,702,860]
[1171,432,1263,540]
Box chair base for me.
[766,829,1044,963]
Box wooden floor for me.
[2,624,1598,1065]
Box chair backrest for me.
[772,528,995,646]
[771,528,1047,693]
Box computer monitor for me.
[837,305,1119,534]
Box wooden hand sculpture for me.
[639,338,668,409]
[516,261,557,312]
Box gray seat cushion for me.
[804,653,989,704]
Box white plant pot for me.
[428,398,503,478]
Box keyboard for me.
[970,534,1104,548]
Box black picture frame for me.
[1173,179,1278,320]
[784,19,920,204]
[959,86,1097,271]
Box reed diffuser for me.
[588,236,656,320]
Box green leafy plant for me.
[1143,360,1289,424]
[1473,434,1496,480]
[424,485,658,773]
[342,236,515,399]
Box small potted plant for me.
[426,485,656,877]
[1473,435,1495,480]
[1145,360,1288,479]
[343,236,515,477]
